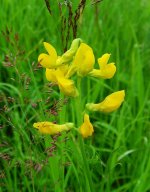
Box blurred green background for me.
[0,0,150,191]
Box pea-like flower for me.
[33,122,74,135]
[79,114,94,138]
[38,42,59,69]
[89,53,116,79]
[86,90,125,113]
[46,65,78,97]
[38,39,81,69]
[66,43,95,77]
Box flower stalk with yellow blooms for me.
[34,38,125,138]
[33,39,125,192]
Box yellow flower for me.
[86,90,125,113]
[79,114,94,138]
[38,42,59,69]
[89,53,116,79]
[66,43,95,77]
[45,65,78,97]
[56,76,79,97]
[45,65,69,82]
[33,122,74,135]
[45,68,57,82]
[38,39,81,69]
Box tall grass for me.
[0,0,150,191]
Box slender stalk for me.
[59,93,67,192]
[76,76,94,192]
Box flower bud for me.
[56,38,82,65]
[79,114,94,138]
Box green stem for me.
[76,76,82,124]
[59,93,67,192]
[76,76,94,192]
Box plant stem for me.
[76,76,94,192]
[59,93,67,192]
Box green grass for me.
[0,0,150,191]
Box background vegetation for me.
[0,0,150,191]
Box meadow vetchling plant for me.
[33,38,125,138]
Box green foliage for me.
[0,0,150,191]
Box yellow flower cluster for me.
[33,39,125,138]
[38,39,96,97]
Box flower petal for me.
[72,43,95,77]
[43,42,57,61]
[45,68,57,82]
[38,42,58,68]
[57,65,69,77]
[98,53,110,68]
[57,77,79,97]
[38,53,57,69]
